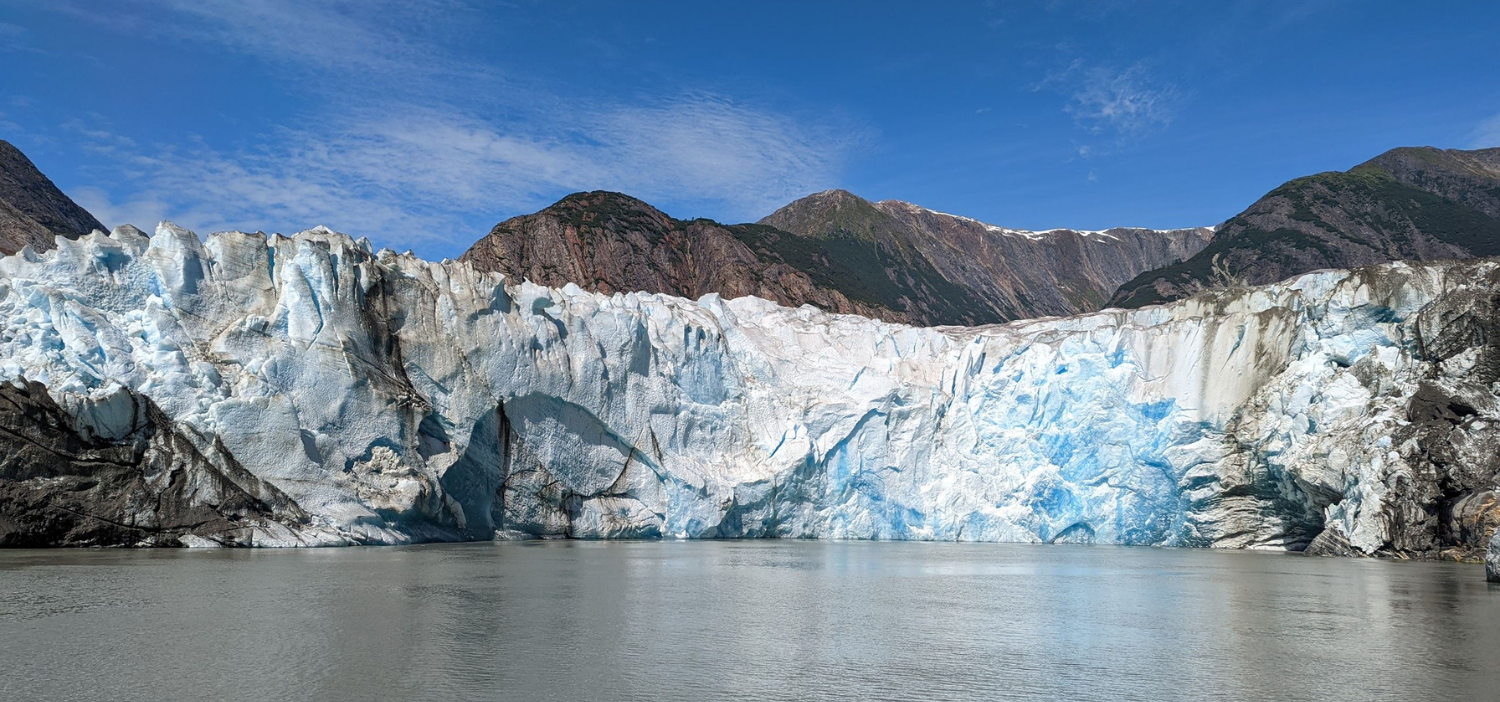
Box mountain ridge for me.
[1110,146,1500,308]
[458,190,889,320]
[462,187,1211,326]
[0,139,105,255]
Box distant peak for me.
[1359,145,1500,178]
[756,188,888,237]
[546,190,658,211]
[464,191,685,250]
[810,188,859,198]
[760,189,876,221]
[777,189,874,209]
[515,191,675,228]
[812,188,870,203]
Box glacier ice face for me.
[1,224,1498,554]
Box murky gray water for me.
[1,541,1496,702]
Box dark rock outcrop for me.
[0,379,307,546]
[1111,146,1500,308]
[1488,527,1499,582]
[0,140,105,255]
[1304,527,1360,557]
[1382,264,1500,560]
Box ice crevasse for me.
[1,223,1497,557]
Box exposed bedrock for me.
[1488,527,1499,581]
[0,225,1497,564]
[0,379,312,546]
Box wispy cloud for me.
[1035,59,1180,138]
[67,96,855,250]
[0,20,47,55]
[1042,0,1132,21]
[1065,63,1179,135]
[58,0,474,81]
[34,0,858,253]
[1471,112,1500,149]
[601,96,853,215]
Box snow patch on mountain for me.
[877,199,1200,241]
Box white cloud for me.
[1065,63,1179,135]
[33,1,859,255]
[69,186,171,235]
[66,96,855,251]
[0,20,48,55]
[0,109,21,135]
[59,0,471,81]
[1471,112,1500,148]
[600,97,852,216]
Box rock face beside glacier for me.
[1,225,1498,559]
[0,379,309,546]
[1490,529,1500,582]
[0,139,106,255]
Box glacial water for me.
[2,541,1497,702]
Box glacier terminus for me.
[1,224,1498,576]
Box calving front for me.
[1,224,1496,561]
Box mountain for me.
[461,189,1211,326]
[459,191,884,320]
[2,224,1497,568]
[0,140,105,255]
[1110,146,1500,308]
[761,189,1212,323]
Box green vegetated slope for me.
[1111,147,1500,308]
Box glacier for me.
[1,223,1498,560]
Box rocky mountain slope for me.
[2,224,1497,567]
[763,189,1212,323]
[0,140,105,255]
[460,191,885,320]
[1111,147,1500,307]
[461,190,1210,326]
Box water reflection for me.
[1,542,1496,701]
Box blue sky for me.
[1,1,1497,259]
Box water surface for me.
[2,541,1496,701]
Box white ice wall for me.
[0,225,1471,549]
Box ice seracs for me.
[0,223,1497,562]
